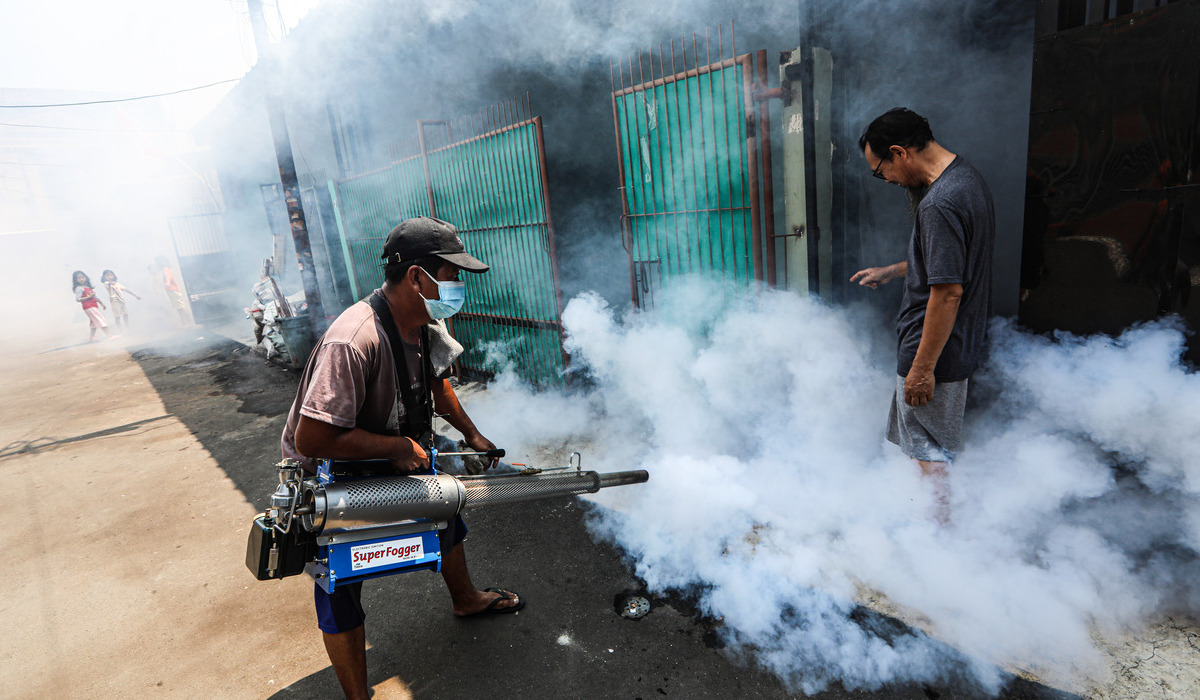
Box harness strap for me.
[367,292,433,442]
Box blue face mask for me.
[419,267,466,320]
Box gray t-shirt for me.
[280,289,463,472]
[896,157,994,382]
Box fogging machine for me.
[246,452,648,592]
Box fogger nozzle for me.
[302,469,648,535]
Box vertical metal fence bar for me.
[493,116,535,379]
[741,54,763,283]
[516,118,555,382]
[622,55,646,306]
[527,120,560,378]
[431,131,464,374]
[611,61,639,308]
[327,179,361,301]
[497,115,541,381]
[533,116,569,376]
[707,28,729,278]
[465,110,508,373]
[506,120,544,380]
[622,58,647,306]
[654,46,676,286]
[635,50,659,306]
[479,108,525,379]
[477,118,509,363]
[691,33,715,281]
[659,43,684,277]
[461,109,491,362]
[651,44,673,282]
[473,112,510,376]
[716,29,743,283]
[461,124,494,377]
[756,49,777,287]
[526,121,557,380]
[418,122,439,219]
[668,39,694,277]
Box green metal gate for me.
[327,98,567,386]
[611,26,776,308]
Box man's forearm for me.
[294,416,414,460]
[911,284,962,372]
[432,379,484,442]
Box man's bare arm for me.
[850,261,907,288]
[432,378,499,468]
[294,415,427,470]
[904,282,963,407]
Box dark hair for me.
[858,108,935,162]
[101,269,117,282]
[72,270,92,290]
[383,255,445,285]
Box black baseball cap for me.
[380,217,489,272]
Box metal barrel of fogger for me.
[301,470,648,535]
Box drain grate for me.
[616,594,651,620]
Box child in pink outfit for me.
[73,270,115,342]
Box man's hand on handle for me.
[464,433,501,470]
[391,437,429,473]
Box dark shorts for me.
[315,513,466,634]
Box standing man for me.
[280,217,523,700]
[850,108,995,523]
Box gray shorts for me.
[886,375,968,462]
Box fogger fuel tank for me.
[247,459,648,592]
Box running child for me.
[101,269,141,333]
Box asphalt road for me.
[2,328,1081,699]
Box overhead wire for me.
[0,79,242,109]
[0,121,188,133]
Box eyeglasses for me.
[871,157,887,180]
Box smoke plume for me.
[466,279,1200,694]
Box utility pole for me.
[246,0,327,339]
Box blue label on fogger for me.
[325,529,442,584]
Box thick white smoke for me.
[465,279,1200,694]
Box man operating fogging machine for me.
[279,217,519,699]
[850,108,995,524]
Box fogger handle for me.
[432,448,506,458]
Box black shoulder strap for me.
[367,293,433,441]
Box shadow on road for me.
[0,415,173,459]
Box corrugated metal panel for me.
[328,100,566,386]
[611,26,774,308]
[425,118,564,385]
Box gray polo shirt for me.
[896,157,995,382]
